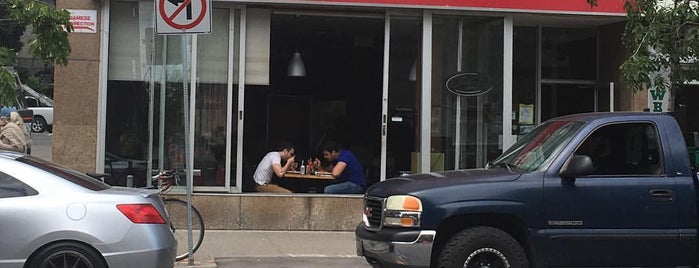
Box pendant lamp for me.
[287,51,306,77]
[408,59,417,81]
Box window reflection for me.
[431,16,504,170]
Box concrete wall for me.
[599,21,648,112]
[166,194,364,231]
[54,0,102,173]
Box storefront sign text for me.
[649,89,668,112]
[68,9,97,34]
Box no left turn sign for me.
[156,0,211,34]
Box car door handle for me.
[649,189,674,202]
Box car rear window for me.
[17,156,111,191]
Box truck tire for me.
[32,116,47,133]
[437,226,528,268]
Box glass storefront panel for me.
[512,26,538,137]
[541,83,609,122]
[387,16,421,178]
[107,1,239,190]
[431,15,504,170]
[193,8,231,187]
[541,28,597,80]
[514,26,601,129]
[106,1,158,187]
[242,13,384,192]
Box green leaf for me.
[0,68,19,107]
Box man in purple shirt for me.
[315,141,366,194]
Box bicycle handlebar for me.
[152,169,192,192]
[152,171,176,192]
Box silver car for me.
[0,151,176,268]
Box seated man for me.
[315,141,365,194]
[576,132,613,174]
[253,141,296,193]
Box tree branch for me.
[630,15,657,60]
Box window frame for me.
[573,121,665,177]
[0,170,38,198]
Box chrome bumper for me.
[357,230,435,267]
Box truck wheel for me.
[32,116,47,133]
[437,226,528,268]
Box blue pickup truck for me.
[356,112,699,268]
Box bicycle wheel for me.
[163,198,205,261]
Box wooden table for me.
[283,172,335,180]
[280,172,335,193]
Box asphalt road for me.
[29,132,52,161]
[215,257,371,268]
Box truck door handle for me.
[649,189,674,202]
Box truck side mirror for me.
[560,155,594,180]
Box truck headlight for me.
[383,195,422,227]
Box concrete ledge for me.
[165,194,364,231]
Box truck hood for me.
[366,168,523,197]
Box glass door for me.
[384,14,422,179]
[540,83,596,121]
[539,27,600,121]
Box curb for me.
[174,260,217,268]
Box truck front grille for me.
[364,196,384,229]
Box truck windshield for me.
[490,121,584,171]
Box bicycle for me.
[153,169,205,261]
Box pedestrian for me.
[0,110,29,153]
[253,141,296,193]
[315,141,365,194]
[9,111,31,152]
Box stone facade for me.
[166,194,364,231]
[54,0,103,173]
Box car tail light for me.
[117,204,166,224]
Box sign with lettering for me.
[648,69,670,112]
[67,9,97,34]
[156,0,211,34]
[445,72,492,96]
[648,89,669,112]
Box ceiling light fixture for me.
[287,51,306,77]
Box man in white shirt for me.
[253,141,296,193]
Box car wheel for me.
[26,241,107,268]
[32,116,47,133]
[437,226,529,268]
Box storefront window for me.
[513,26,538,137]
[431,15,504,169]
[193,8,232,187]
[105,1,158,187]
[541,28,597,80]
[107,1,239,190]
[242,13,384,192]
[540,27,601,121]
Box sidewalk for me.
[174,230,363,267]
